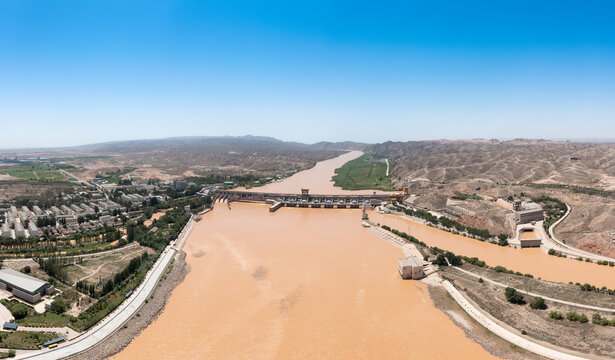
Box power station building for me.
[515,208,544,224]
[0,269,55,303]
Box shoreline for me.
[69,251,190,360]
[427,284,541,360]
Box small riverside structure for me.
[398,256,425,280]
[0,269,55,303]
[518,229,541,248]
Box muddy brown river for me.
[116,152,614,359]
[116,204,496,359]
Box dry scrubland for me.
[368,139,615,188]
[0,180,79,201]
[368,140,615,256]
[0,137,344,182]
[442,265,615,358]
[73,136,344,179]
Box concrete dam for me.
[215,189,405,212]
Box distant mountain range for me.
[72,136,368,153]
[0,136,368,154]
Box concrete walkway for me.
[450,265,615,313]
[0,302,14,324]
[370,226,423,259]
[443,280,595,360]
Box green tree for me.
[504,287,525,304]
[548,311,563,320]
[433,254,448,266]
[12,303,28,319]
[529,297,547,310]
[50,298,67,314]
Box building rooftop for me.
[3,322,18,330]
[517,208,543,214]
[398,256,422,267]
[0,269,49,294]
[43,336,66,347]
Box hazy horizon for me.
[2,134,615,152]
[2,1,614,148]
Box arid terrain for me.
[4,137,615,256]
[367,139,615,189]
[0,136,349,182]
[367,139,615,257]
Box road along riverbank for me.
[15,216,196,359]
[72,251,189,360]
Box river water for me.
[371,213,615,288]
[242,150,390,195]
[116,203,496,359]
[116,151,615,359]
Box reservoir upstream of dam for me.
[115,151,615,359]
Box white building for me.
[1,223,11,239]
[28,222,38,238]
[14,223,25,238]
[18,211,28,223]
[99,215,112,224]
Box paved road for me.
[17,247,177,359]
[16,216,196,360]
[443,280,593,360]
[545,203,615,263]
[60,169,102,191]
[450,265,615,313]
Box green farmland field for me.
[331,154,395,191]
[0,163,67,182]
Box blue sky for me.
[1,1,614,148]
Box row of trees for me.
[38,256,69,282]
[101,253,148,297]
[549,310,588,323]
[380,225,426,247]
[433,251,462,267]
[76,252,149,298]
[391,203,507,243]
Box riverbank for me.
[70,251,189,360]
[428,283,543,360]
[441,265,615,359]
[331,153,395,191]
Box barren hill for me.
[73,136,346,179]
[367,140,615,190]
